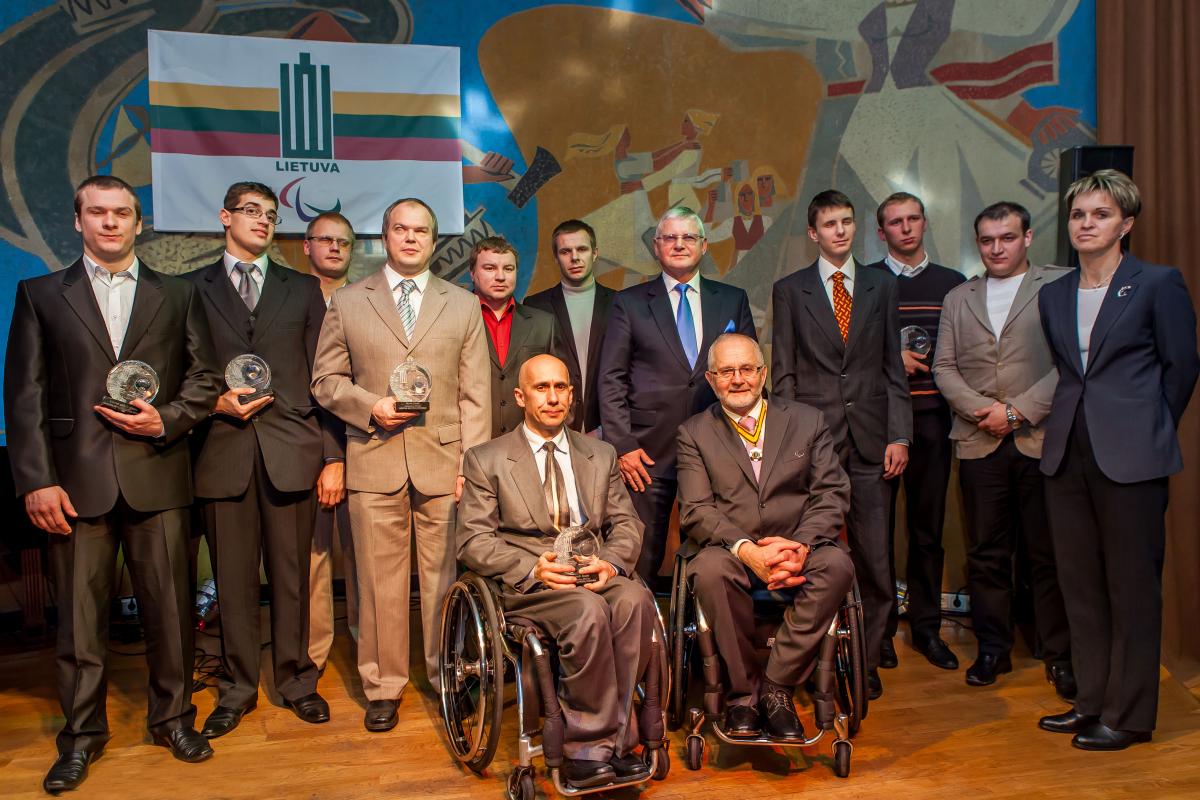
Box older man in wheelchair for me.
[675,333,857,750]
[454,354,662,792]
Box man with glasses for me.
[597,206,756,585]
[186,182,340,737]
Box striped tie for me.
[541,441,571,531]
[831,271,852,342]
[396,279,416,339]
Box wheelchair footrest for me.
[711,718,825,748]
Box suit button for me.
[688,380,695,388]
[996,362,1003,368]
[845,400,854,407]
[500,400,507,406]
[759,502,766,509]
[840,372,848,379]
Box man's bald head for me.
[516,354,575,438]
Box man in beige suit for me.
[457,354,657,790]
[311,197,490,732]
[676,333,853,742]
[932,201,1073,698]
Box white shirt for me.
[985,272,1026,335]
[1077,286,1107,369]
[223,251,268,295]
[662,271,703,351]
[817,255,856,308]
[561,282,596,395]
[885,251,929,279]
[522,423,583,526]
[385,264,431,321]
[86,255,139,357]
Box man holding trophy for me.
[457,354,658,789]
[4,175,221,792]
[185,182,341,737]
[311,197,490,732]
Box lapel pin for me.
[1118,285,1133,298]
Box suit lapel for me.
[250,260,290,338]
[646,277,692,371]
[844,264,877,361]
[585,286,615,379]
[365,269,410,347]
[999,267,1045,337]
[506,305,536,366]
[708,405,758,488]
[507,432,555,535]
[566,431,597,526]
[118,265,165,362]
[409,274,449,351]
[799,265,846,354]
[201,261,253,347]
[695,278,727,378]
[1052,268,1083,376]
[61,260,117,364]
[1085,255,1142,374]
[756,400,790,492]
[547,286,581,373]
[964,278,994,336]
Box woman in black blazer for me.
[1036,170,1199,750]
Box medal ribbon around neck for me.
[729,401,767,448]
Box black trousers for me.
[49,498,196,755]
[202,450,318,709]
[840,443,893,672]
[1045,407,1168,732]
[885,408,952,642]
[629,476,678,584]
[959,435,1070,664]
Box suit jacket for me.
[524,282,617,432]
[4,259,220,517]
[597,275,756,477]
[676,399,849,557]
[456,427,643,591]
[185,259,342,497]
[486,302,559,438]
[770,262,911,463]
[311,269,491,496]
[1039,254,1199,482]
[932,264,1069,460]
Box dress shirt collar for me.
[385,264,430,294]
[223,250,269,278]
[722,397,765,426]
[481,296,516,320]
[885,251,929,278]
[523,423,570,456]
[661,270,701,296]
[84,253,139,281]
[818,255,856,285]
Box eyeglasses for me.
[655,233,704,246]
[707,365,764,381]
[228,205,281,225]
[306,235,353,249]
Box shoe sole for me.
[1071,733,1150,751]
[364,718,398,733]
[564,773,617,789]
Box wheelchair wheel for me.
[834,585,868,736]
[507,767,535,800]
[651,745,671,780]
[685,735,704,771]
[833,740,851,778]
[668,556,692,730]
[439,574,504,773]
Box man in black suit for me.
[525,219,616,433]
[5,175,220,792]
[598,206,756,584]
[771,190,911,699]
[186,182,339,738]
[470,236,559,438]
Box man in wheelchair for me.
[456,354,660,789]
[676,333,854,741]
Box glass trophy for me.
[900,325,932,356]
[101,360,159,415]
[225,354,274,404]
[390,358,432,412]
[553,525,602,586]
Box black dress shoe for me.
[561,758,615,789]
[1038,708,1099,734]
[759,689,805,742]
[1071,722,1151,751]
[609,751,651,780]
[724,703,761,738]
[152,727,214,763]
[965,653,1012,686]
[364,699,399,732]
[879,638,898,669]
[1046,663,1078,701]
[914,637,959,670]
[867,669,883,700]
[285,692,330,724]
[43,750,98,794]
[201,703,255,739]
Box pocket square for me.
[723,319,736,333]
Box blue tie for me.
[675,283,698,369]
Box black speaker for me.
[1056,145,1134,268]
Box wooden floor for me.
[2,612,1199,800]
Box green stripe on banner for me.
[331,114,460,140]
[151,106,280,136]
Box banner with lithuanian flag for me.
[148,30,464,235]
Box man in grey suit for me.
[932,201,1073,696]
[677,333,853,741]
[457,354,657,790]
[770,190,910,699]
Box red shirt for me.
[481,297,516,365]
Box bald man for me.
[457,355,657,790]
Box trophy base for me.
[572,573,599,586]
[394,400,430,413]
[237,389,275,405]
[99,396,139,415]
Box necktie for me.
[739,415,762,481]
[541,441,571,532]
[235,261,259,311]
[397,279,417,339]
[674,283,699,368]
[831,271,852,343]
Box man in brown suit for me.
[457,354,657,790]
[677,333,853,741]
[311,197,490,732]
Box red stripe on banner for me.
[827,79,867,97]
[152,129,278,157]
[946,64,1056,100]
[332,136,462,161]
[930,42,1053,83]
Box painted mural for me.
[0,0,1096,439]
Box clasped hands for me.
[533,551,617,592]
[739,536,810,590]
[973,400,1022,438]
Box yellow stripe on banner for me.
[150,82,279,112]
[332,92,460,117]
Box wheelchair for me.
[667,551,868,778]
[439,572,671,800]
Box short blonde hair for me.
[1065,169,1141,218]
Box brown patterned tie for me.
[831,271,852,342]
[541,441,570,531]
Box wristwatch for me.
[1005,403,1021,430]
